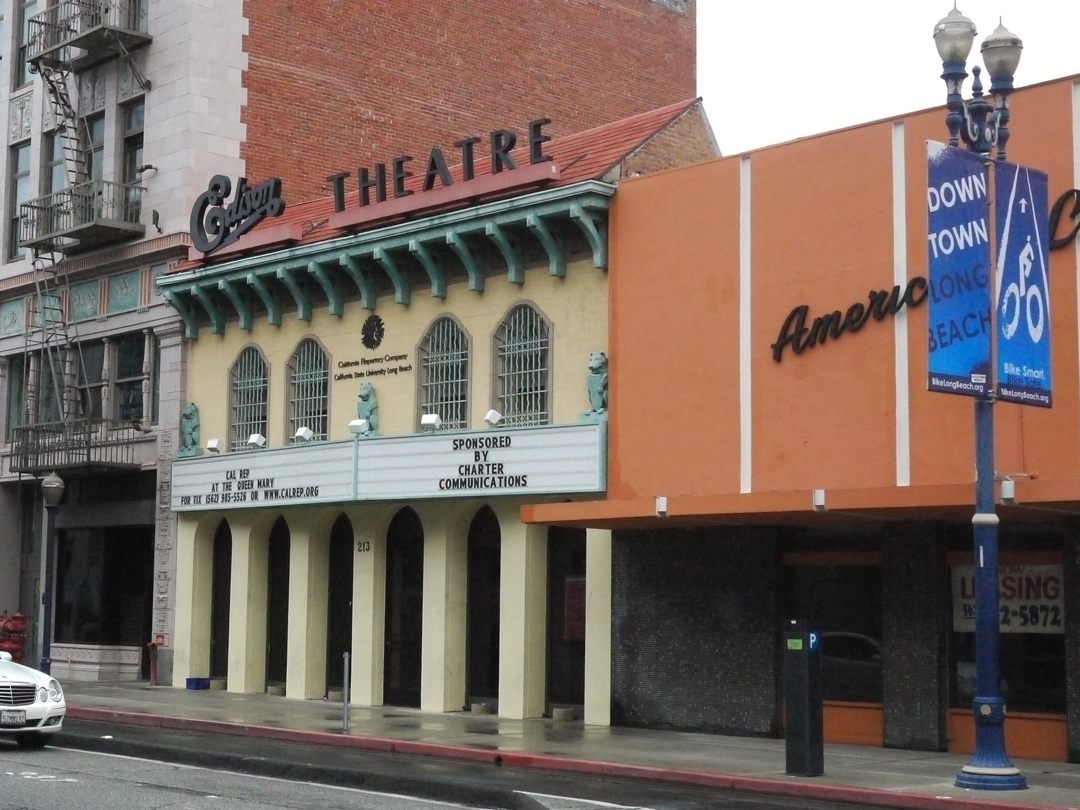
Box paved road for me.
[1,744,490,810]
[3,720,868,810]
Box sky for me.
[697,1,1080,156]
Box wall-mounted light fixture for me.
[420,413,442,432]
[348,419,370,435]
[206,439,223,453]
[812,489,826,512]
[294,426,314,442]
[484,409,503,427]
[248,433,267,449]
[655,496,668,518]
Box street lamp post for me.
[932,6,1026,791]
[39,471,65,677]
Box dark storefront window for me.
[949,554,1066,714]
[784,559,883,703]
[54,526,153,646]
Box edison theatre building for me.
[159,103,717,718]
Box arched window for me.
[230,346,268,451]
[287,338,328,441]
[418,317,468,430]
[493,304,549,426]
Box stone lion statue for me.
[586,352,608,413]
[357,383,379,435]
[180,403,200,451]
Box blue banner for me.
[995,161,1052,408]
[927,142,992,397]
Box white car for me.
[0,651,65,749]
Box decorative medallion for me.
[361,314,385,350]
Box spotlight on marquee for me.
[206,438,224,454]
[484,409,503,427]
[420,413,442,432]
[248,433,267,449]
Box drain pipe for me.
[342,651,350,733]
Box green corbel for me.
[339,255,376,310]
[218,278,252,331]
[485,222,523,285]
[526,213,565,278]
[446,230,484,292]
[374,247,410,305]
[189,284,224,336]
[308,261,343,317]
[276,266,312,322]
[161,290,199,339]
[408,239,447,299]
[570,204,608,270]
[246,273,281,326]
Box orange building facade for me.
[526,75,1080,762]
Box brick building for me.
[0,0,697,683]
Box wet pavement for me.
[57,680,1080,810]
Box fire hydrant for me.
[0,612,27,664]
[146,641,159,686]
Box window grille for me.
[288,338,328,441]
[230,347,268,451]
[419,317,468,430]
[494,304,550,426]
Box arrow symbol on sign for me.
[1019,198,1028,213]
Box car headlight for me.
[38,686,48,703]
[48,679,63,702]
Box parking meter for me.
[784,618,823,776]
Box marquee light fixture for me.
[248,433,267,449]
[349,419,370,435]
[294,426,314,442]
[484,409,503,427]
[420,413,442,431]
[206,439,224,454]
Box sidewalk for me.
[60,681,1080,810]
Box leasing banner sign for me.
[951,564,1064,634]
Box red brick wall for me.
[240,0,696,202]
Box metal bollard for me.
[342,651,350,732]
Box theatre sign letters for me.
[171,423,605,511]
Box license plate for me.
[1,710,26,726]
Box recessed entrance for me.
[326,514,354,691]
[466,506,500,707]
[265,517,290,689]
[383,508,424,707]
[546,527,586,714]
[209,519,232,679]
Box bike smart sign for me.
[926,143,1052,406]
[994,160,1052,407]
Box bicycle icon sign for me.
[995,161,1052,408]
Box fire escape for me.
[9,1,152,474]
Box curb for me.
[66,707,1072,810]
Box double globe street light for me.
[932,5,1025,791]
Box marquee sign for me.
[171,422,605,511]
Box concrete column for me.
[584,528,612,726]
[171,514,215,684]
[351,511,388,705]
[495,503,547,719]
[418,505,467,713]
[285,513,329,700]
[227,515,269,693]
